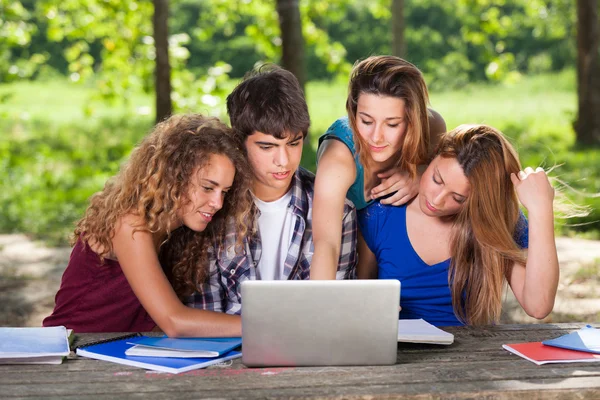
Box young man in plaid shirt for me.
[189,65,357,314]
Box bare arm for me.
[311,139,357,280]
[356,230,378,279]
[507,168,558,319]
[112,216,241,337]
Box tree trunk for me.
[391,0,406,58]
[276,0,306,94]
[575,0,600,145]
[153,0,172,123]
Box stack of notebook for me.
[75,335,242,374]
[503,325,600,365]
[0,326,72,365]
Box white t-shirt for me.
[254,189,296,280]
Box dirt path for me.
[1,234,599,327]
[501,237,600,323]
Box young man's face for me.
[245,131,303,202]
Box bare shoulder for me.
[428,108,447,135]
[317,139,357,179]
[427,108,447,156]
[112,214,156,249]
[85,215,139,258]
[114,214,145,236]
[314,139,357,206]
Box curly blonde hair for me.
[74,114,254,298]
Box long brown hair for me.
[438,124,527,325]
[74,114,254,298]
[346,55,430,177]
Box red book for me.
[503,342,600,365]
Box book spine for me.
[74,333,142,350]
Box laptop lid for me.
[241,280,400,367]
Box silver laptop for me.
[241,280,400,367]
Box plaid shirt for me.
[188,167,357,315]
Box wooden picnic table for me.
[2,323,599,399]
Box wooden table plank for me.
[1,324,599,399]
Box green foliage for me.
[0,0,48,81]
[36,0,232,119]
[38,0,154,113]
[0,116,152,245]
[2,0,580,90]
[1,71,598,244]
[192,0,352,78]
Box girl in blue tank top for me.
[311,56,446,279]
[359,124,559,326]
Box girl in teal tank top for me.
[318,116,371,210]
[311,55,446,280]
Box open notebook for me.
[397,319,454,345]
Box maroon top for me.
[43,240,156,332]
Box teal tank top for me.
[318,116,373,210]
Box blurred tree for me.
[391,0,406,58]
[3,0,582,89]
[276,0,306,92]
[0,0,47,82]
[37,0,155,111]
[153,0,172,122]
[37,0,231,120]
[575,0,600,145]
[196,0,351,80]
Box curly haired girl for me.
[44,114,254,336]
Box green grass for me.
[0,80,154,122]
[0,69,598,244]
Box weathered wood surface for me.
[2,323,599,399]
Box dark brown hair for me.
[226,64,310,141]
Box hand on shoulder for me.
[372,169,418,206]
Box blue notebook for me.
[125,336,242,358]
[0,326,71,365]
[542,325,600,355]
[76,336,241,374]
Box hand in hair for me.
[508,166,558,320]
[371,168,419,206]
[510,167,555,214]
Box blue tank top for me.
[358,202,529,326]
[318,116,373,210]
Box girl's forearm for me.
[310,242,340,280]
[522,207,559,319]
[160,307,241,338]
